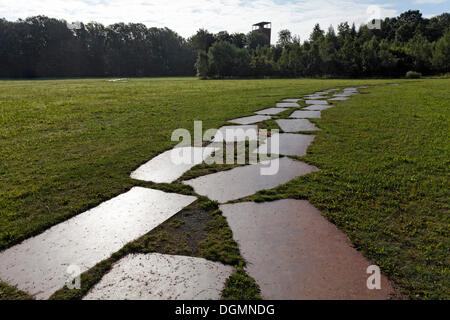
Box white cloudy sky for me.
[0,0,449,41]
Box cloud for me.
[0,0,398,42]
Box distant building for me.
[252,22,272,46]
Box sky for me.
[0,0,449,42]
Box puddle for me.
[131,147,217,183]
[220,200,397,300]
[276,102,299,108]
[211,125,259,142]
[183,157,319,203]
[276,119,320,132]
[0,187,196,300]
[256,133,315,157]
[290,110,321,119]
[228,115,271,125]
[303,105,333,111]
[84,253,233,300]
[255,107,289,115]
[305,100,329,105]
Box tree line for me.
[197,10,450,78]
[0,10,449,78]
[0,16,195,78]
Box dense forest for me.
[0,17,195,77]
[0,10,449,78]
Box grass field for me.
[0,77,448,300]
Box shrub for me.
[406,71,422,78]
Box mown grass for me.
[222,268,262,300]
[0,282,33,300]
[0,77,391,251]
[1,77,447,299]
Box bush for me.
[406,71,422,78]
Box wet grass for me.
[258,118,283,132]
[0,282,33,300]
[222,268,262,300]
[1,77,445,299]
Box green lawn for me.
[0,77,448,299]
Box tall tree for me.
[277,29,292,48]
[188,29,216,52]
[246,31,270,50]
[432,30,450,73]
[310,24,324,42]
